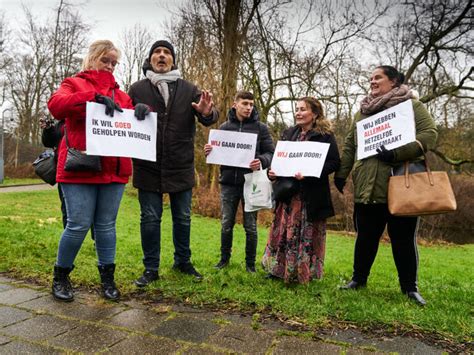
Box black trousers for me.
[352,203,420,292]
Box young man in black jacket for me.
[204,91,274,272]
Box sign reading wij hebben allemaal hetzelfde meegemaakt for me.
[85,102,157,162]
[356,100,416,160]
[206,129,258,168]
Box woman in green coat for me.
[334,65,437,306]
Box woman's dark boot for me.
[98,264,120,301]
[52,265,74,302]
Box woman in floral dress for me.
[262,97,340,283]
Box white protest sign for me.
[271,141,330,178]
[86,102,157,161]
[356,100,416,160]
[206,129,257,168]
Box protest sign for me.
[206,129,257,168]
[271,141,330,178]
[85,102,157,162]
[356,100,416,160]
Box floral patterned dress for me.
[262,131,327,284]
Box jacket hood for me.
[76,70,119,90]
[227,107,259,124]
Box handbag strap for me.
[64,126,70,148]
[404,139,434,187]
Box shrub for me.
[192,185,274,228]
[5,163,37,179]
[417,174,473,244]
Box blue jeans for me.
[138,188,192,271]
[220,184,258,265]
[56,183,125,268]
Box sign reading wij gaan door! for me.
[206,129,258,168]
[271,141,330,178]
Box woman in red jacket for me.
[48,40,147,302]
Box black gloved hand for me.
[95,94,123,117]
[134,103,151,120]
[376,145,395,163]
[334,177,346,194]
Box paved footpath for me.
[0,184,55,193]
[0,275,449,354]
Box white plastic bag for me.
[243,168,273,212]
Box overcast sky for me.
[2,0,181,46]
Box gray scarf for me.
[360,84,414,115]
[146,69,182,107]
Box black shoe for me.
[173,263,203,280]
[340,280,366,290]
[246,264,256,273]
[405,291,427,306]
[264,273,279,280]
[98,264,120,301]
[214,258,230,269]
[52,265,74,302]
[134,269,159,287]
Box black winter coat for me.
[128,78,218,193]
[278,126,341,221]
[219,108,274,186]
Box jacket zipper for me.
[111,88,121,177]
[234,120,243,184]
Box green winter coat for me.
[335,99,438,204]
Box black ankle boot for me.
[246,263,256,273]
[214,256,230,269]
[340,280,366,290]
[98,264,120,301]
[52,265,74,302]
[134,269,159,287]
[402,290,427,306]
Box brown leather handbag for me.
[387,141,457,216]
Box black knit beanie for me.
[148,40,175,64]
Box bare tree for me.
[0,12,12,106]
[167,0,472,178]
[373,0,473,169]
[5,2,88,148]
[7,7,52,145]
[374,0,473,103]
[240,0,388,136]
[167,0,263,190]
[117,24,154,92]
[49,1,89,95]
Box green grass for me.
[1,178,44,186]
[0,187,472,343]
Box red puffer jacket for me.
[48,70,133,184]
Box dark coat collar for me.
[226,107,259,124]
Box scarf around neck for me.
[360,84,414,115]
[146,69,182,107]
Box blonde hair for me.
[298,97,332,135]
[81,40,121,71]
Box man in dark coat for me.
[129,40,218,285]
[204,91,274,272]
